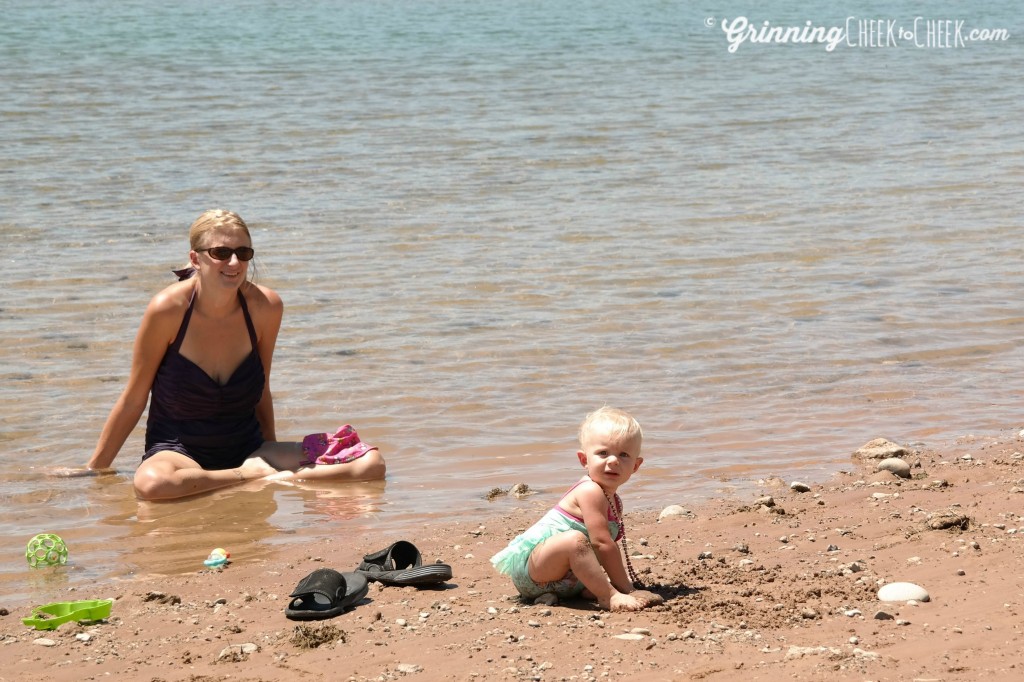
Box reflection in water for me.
[296,480,388,524]
[123,478,387,578]
[0,475,388,607]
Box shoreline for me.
[3,430,1024,681]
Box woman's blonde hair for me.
[578,407,643,446]
[181,209,258,283]
[189,209,251,249]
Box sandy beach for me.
[4,430,1024,681]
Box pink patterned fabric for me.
[301,424,378,466]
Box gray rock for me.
[790,481,811,493]
[878,582,930,602]
[877,457,912,479]
[33,638,57,647]
[612,633,645,641]
[873,610,895,620]
[855,438,908,460]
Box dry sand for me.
[4,432,1024,681]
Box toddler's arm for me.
[576,481,634,594]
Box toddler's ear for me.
[633,456,644,472]
[577,450,588,467]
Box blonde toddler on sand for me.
[491,407,664,611]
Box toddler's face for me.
[577,426,643,490]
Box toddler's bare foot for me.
[608,592,650,612]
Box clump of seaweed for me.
[290,623,346,649]
[486,483,533,500]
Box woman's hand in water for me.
[48,466,115,478]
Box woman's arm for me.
[576,481,634,594]
[251,284,283,442]
[86,289,183,470]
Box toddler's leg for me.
[528,531,649,611]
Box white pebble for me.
[877,457,911,478]
[658,505,692,520]
[878,582,930,603]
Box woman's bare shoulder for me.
[146,280,193,318]
[242,282,283,311]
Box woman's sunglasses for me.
[196,246,255,262]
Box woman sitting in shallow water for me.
[83,209,385,500]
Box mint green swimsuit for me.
[490,482,622,600]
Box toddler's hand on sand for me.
[630,589,664,608]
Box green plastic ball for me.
[26,533,68,568]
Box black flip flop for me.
[285,568,368,620]
[356,540,453,587]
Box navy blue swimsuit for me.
[143,289,265,469]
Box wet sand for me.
[3,430,1024,681]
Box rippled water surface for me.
[1,0,1021,603]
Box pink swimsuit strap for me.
[554,479,620,525]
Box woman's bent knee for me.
[133,467,166,500]
[348,450,386,480]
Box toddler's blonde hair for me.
[578,407,643,447]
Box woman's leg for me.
[133,451,276,501]
[252,441,386,482]
[133,442,385,500]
